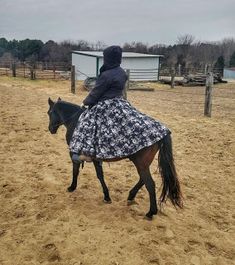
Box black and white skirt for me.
[69,97,170,159]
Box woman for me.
[69,45,170,162]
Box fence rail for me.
[0,60,225,81]
[159,66,223,77]
[0,61,70,80]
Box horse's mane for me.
[56,100,82,110]
[54,100,84,121]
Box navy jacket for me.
[83,66,127,106]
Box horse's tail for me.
[158,133,183,208]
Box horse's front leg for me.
[93,161,111,203]
[67,154,81,192]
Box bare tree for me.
[175,34,195,69]
[220,38,235,66]
[0,52,16,66]
[94,41,106,51]
[177,34,195,46]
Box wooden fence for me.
[0,61,70,80]
[70,64,217,117]
[0,61,229,118]
[160,66,223,77]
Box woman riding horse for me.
[48,47,182,218]
[70,45,170,162]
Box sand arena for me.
[0,77,234,265]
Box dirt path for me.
[0,77,234,265]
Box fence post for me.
[178,64,181,76]
[12,63,16,77]
[23,62,26,78]
[170,67,175,88]
[71,65,76,94]
[53,65,56,79]
[30,66,36,80]
[123,69,130,99]
[204,64,209,74]
[30,67,33,80]
[204,72,213,117]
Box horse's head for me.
[47,97,62,134]
[47,97,84,135]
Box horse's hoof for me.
[145,212,154,220]
[145,210,157,220]
[127,200,137,206]
[144,214,153,220]
[103,199,112,204]
[67,186,76,192]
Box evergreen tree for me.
[229,51,235,67]
[214,56,225,75]
[0,38,8,50]
[18,39,43,61]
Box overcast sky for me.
[0,0,234,45]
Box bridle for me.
[50,110,83,128]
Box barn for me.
[223,68,235,79]
[72,51,163,81]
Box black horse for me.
[47,98,183,219]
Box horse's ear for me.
[58,97,62,101]
[48,97,54,107]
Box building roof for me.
[72,51,163,58]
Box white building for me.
[72,51,163,81]
[223,68,235,79]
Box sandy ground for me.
[0,76,235,265]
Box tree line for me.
[0,35,235,71]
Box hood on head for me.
[100,45,122,74]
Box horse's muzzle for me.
[49,125,58,134]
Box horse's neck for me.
[56,102,81,145]
[65,117,78,145]
[61,108,80,145]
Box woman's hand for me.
[80,103,87,111]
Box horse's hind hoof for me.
[127,200,137,206]
[67,186,76,192]
[145,212,154,220]
[103,199,112,204]
[145,210,158,220]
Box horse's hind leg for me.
[93,161,111,203]
[138,168,158,219]
[127,177,144,203]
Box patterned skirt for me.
[69,97,170,159]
